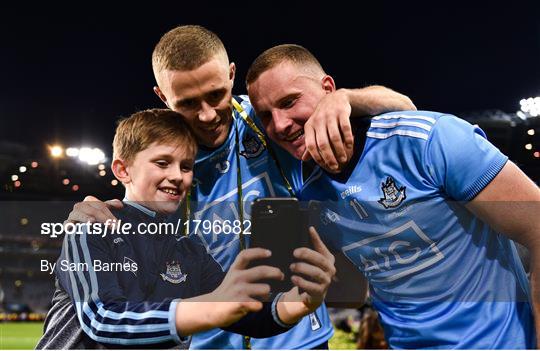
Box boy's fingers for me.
[231,248,271,270]
[290,262,329,285]
[308,227,333,259]
[291,275,324,299]
[243,283,271,299]
[242,265,284,283]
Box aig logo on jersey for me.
[342,220,444,283]
[240,134,264,159]
[378,176,406,209]
[160,261,187,284]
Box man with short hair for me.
[245,43,540,349]
[68,25,416,349]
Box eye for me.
[181,162,194,172]
[155,160,168,168]
[207,90,225,104]
[179,98,198,110]
[281,98,296,109]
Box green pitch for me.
[0,322,356,349]
[0,322,43,350]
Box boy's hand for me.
[66,196,122,224]
[277,227,336,324]
[176,248,285,335]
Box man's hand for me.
[303,89,353,172]
[277,227,336,324]
[65,196,122,224]
[176,248,285,335]
[303,86,416,173]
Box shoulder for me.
[367,110,447,141]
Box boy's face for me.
[154,55,235,149]
[123,142,195,215]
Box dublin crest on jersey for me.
[378,176,406,209]
[240,134,264,159]
[160,261,187,284]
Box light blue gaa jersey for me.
[189,96,333,349]
[299,111,534,349]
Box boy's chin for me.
[152,201,181,215]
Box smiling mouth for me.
[284,129,304,142]
[159,187,180,196]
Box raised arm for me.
[303,85,416,172]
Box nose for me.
[272,110,293,137]
[198,101,218,123]
[167,166,184,185]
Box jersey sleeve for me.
[55,229,187,347]
[424,114,508,201]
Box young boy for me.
[37,109,335,349]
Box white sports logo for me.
[342,220,444,282]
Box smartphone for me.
[250,197,318,295]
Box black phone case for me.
[249,198,320,297]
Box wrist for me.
[175,295,214,336]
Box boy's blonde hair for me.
[113,109,197,164]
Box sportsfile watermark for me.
[2,200,537,302]
[40,218,252,238]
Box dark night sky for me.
[1,2,539,157]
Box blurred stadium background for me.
[0,103,538,349]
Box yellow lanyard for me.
[231,97,295,197]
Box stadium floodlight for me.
[50,145,63,158]
[66,147,80,157]
[519,96,540,117]
[78,147,106,166]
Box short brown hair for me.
[246,44,325,86]
[152,25,227,81]
[113,109,197,164]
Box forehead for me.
[140,142,196,159]
[160,57,230,99]
[248,61,315,109]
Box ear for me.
[153,86,170,108]
[111,159,131,185]
[321,75,336,94]
[229,62,236,83]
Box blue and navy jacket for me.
[36,202,293,349]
